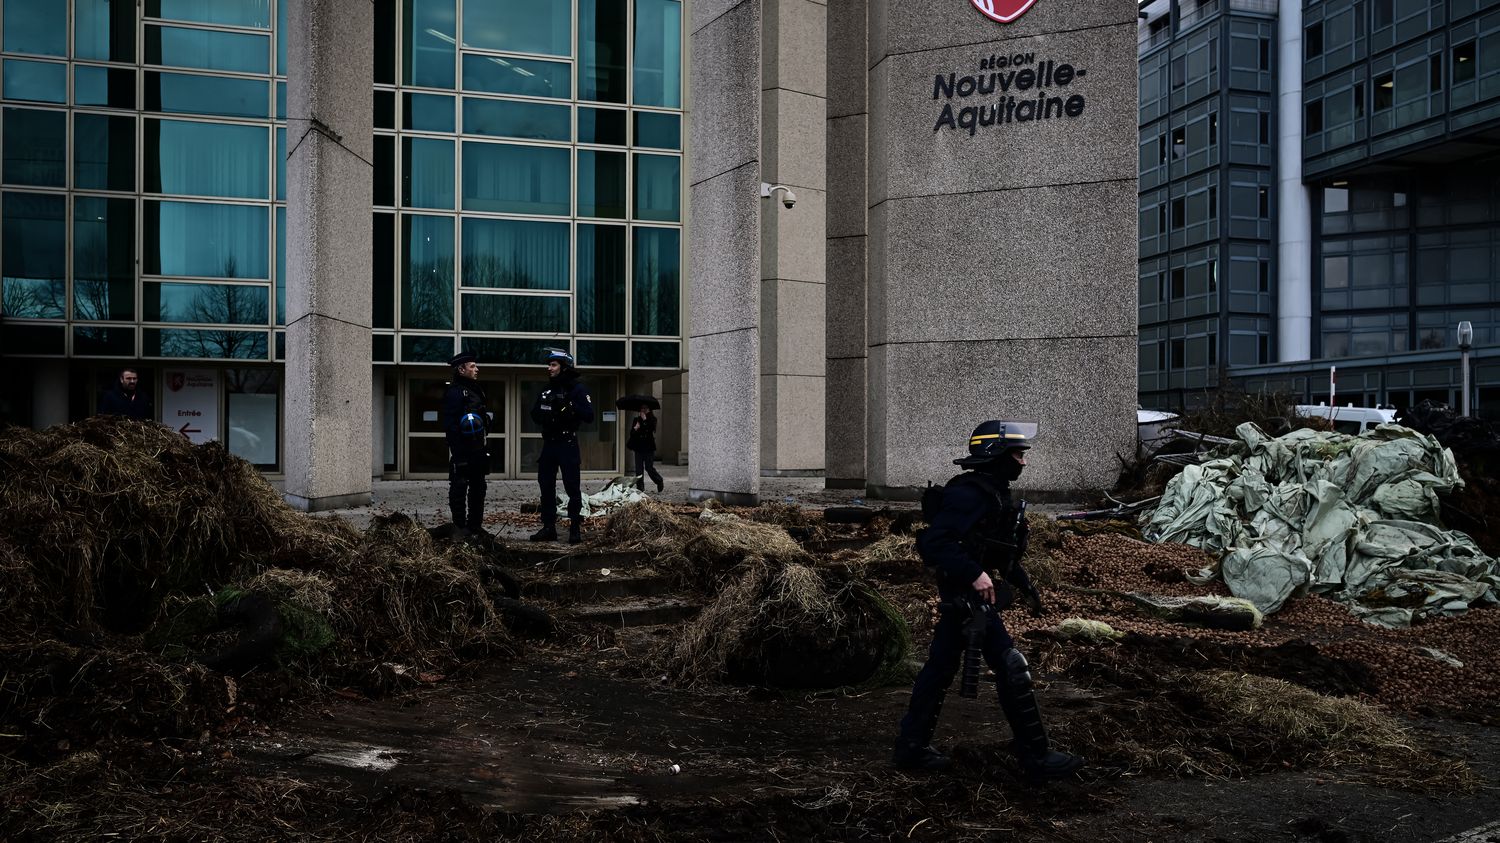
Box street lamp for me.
[1457,320,1473,417]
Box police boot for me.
[892,695,952,772]
[529,522,558,542]
[567,520,582,545]
[655,478,664,493]
[997,648,1084,782]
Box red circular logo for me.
[970,0,1038,24]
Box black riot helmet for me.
[953,420,1036,471]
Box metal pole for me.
[1461,348,1471,417]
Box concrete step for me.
[503,546,654,572]
[522,571,674,602]
[806,536,879,554]
[563,598,702,629]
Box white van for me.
[1293,404,1398,435]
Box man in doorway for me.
[443,351,491,535]
[98,367,153,420]
[529,349,594,544]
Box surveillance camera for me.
[781,190,797,209]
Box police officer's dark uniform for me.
[529,349,594,544]
[442,352,491,534]
[892,420,1085,780]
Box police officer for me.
[443,351,491,535]
[892,420,1085,780]
[529,349,594,544]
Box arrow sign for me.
[179,423,202,436]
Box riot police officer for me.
[529,349,594,544]
[892,419,1085,780]
[443,352,491,534]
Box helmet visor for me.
[970,421,1038,449]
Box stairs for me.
[507,546,703,630]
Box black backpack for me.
[920,472,1003,524]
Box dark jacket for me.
[915,471,1036,603]
[442,375,490,455]
[530,371,595,443]
[627,413,658,453]
[99,386,152,420]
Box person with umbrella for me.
[620,394,665,493]
[529,348,594,544]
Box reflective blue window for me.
[404,92,455,132]
[461,218,568,290]
[145,25,270,74]
[76,0,136,61]
[462,98,570,141]
[461,142,569,215]
[74,326,136,356]
[145,327,269,358]
[635,112,681,149]
[75,66,137,109]
[578,150,626,219]
[146,119,269,199]
[463,0,570,56]
[632,227,679,335]
[579,108,627,145]
[632,340,680,368]
[402,0,456,89]
[2,60,65,103]
[2,0,66,56]
[633,154,680,222]
[277,81,286,118]
[276,127,285,201]
[74,196,137,321]
[275,207,285,324]
[461,293,569,333]
[145,201,270,278]
[402,214,455,329]
[75,114,136,192]
[402,137,455,209]
[2,108,65,186]
[634,0,682,108]
[145,282,270,325]
[462,54,570,99]
[1,192,65,318]
[147,0,270,28]
[580,0,628,103]
[146,72,269,118]
[577,223,625,334]
[277,0,287,74]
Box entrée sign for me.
[932,51,1089,136]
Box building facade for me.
[0,0,688,478]
[1137,0,1500,417]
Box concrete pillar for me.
[760,0,828,477]
[282,0,374,511]
[1276,2,1313,362]
[32,359,68,428]
[862,0,1139,499]
[659,373,688,464]
[824,0,869,489]
[688,0,763,505]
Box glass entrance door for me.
[515,373,620,475]
[403,371,507,478]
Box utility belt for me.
[541,430,579,444]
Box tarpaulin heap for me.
[1143,423,1499,627]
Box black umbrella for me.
[615,394,662,411]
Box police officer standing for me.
[529,349,594,544]
[443,351,491,535]
[892,419,1085,780]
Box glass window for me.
[147,0,270,28]
[145,25,270,74]
[2,60,65,103]
[146,119,269,199]
[145,281,269,324]
[276,81,285,118]
[633,340,679,368]
[461,142,569,215]
[76,0,136,61]
[144,327,268,358]
[1,192,65,318]
[576,338,625,366]
[468,337,563,365]
[577,223,625,334]
[375,0,396,84]
[1324,255,1350,289]
[275,207,285,324]
[74,196,136,321]
[375,90,395,128]
[374,135,396,205]
[226,369,280,469]
[463,0,570,56]
[633,227,679,336]
[403,92,455,131]
[462,54,570,99]
[276,0,286,74]
[579,107,627,145]
[461,293,569,332]
[74,326,136,356]
[373,333,395,362]
[76,66,138,109]
[0,323,64,355]
[633,154,680,222]
[74,114,136,192]
[634,112,680,149]
[634,0,682,108]
[276,127,285,201]
[402,214,455,329]
[2,108,65,186]
[402,137,455,209]
[402,0,456,89]
[462,98,570,141]
[145,201,270,278]
[2,0,66,55]
[145,72,269,119]
[580,0,628,103]
[461,218,568,290]
[372,212,395,328]
[401,334,454,363]
[578,150,627,218]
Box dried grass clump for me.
[600,500,810,588]
[857,534,918,565]
[1183,670,1408,760]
